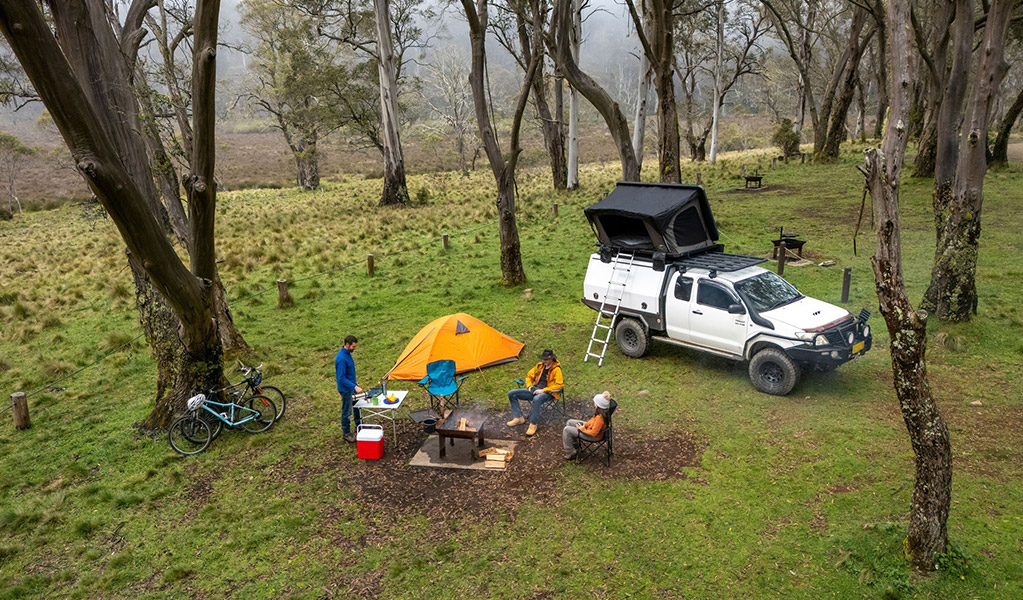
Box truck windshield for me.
[735,272,803,312]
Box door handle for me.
[692,310,703,315]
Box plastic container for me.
[422,418,437,434]
[356,424,385,460]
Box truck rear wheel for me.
[749,348,800,396]
[615,318,649,358]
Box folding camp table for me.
[353,390,409,444]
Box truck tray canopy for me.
[584,182,719,257]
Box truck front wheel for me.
[749,348,801,396]
[615,318,649,358]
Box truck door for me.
[689,279,748,357]
[664,272,694,342]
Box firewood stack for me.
[479,447,515,470]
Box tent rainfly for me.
[386,313,524,381]
[584,181,719,257]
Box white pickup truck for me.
[581,181,872,395]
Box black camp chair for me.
[513,378,566,421]
[576,399,617,467]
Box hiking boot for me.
[563,451,577,460]
[343,433,356,443]
[506,417,526,427]
[526,423,538,436]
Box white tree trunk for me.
[632,55,652,172]
[566,0,581,189]
[708,0,724,164]
[374,0,409,204]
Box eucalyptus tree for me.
[0,0,235,430]
[921,0,1018,322]
[459,0,540,285]
[492,0,567,189]
[241,0,348,190]
[863,0,952,571]
[291,0,433,205]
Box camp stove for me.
[435,409,486,459]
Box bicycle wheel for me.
[254,385,286,420]
[169,414,212,455]
[198,410,224,441]
[240,395,276,433]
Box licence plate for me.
[852,341,865,355]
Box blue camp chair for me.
[419,360,468,415]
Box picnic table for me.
[354,390,409,444]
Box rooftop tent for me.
[385,313,525,381]
[584,182,719,256]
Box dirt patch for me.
[340,402,701,525]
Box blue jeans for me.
[509,388,551,425]
[340,392,361,435]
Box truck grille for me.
[825,320,859,347]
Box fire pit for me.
[435,409,486,459]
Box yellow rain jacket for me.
[525,360,564,397]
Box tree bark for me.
[864,0,952,571]
[991,86,1023,164]
[632,60,652,172]
[822,6,870,159]
[515,7,565,190]
[460,0,531,286]
[923,0,1013,322]
[910,1,954,178]
[374,0,410,206]
[708,0,724,165]
[555,0,639,181]
[872,12,887,140]
[565,0,581,188]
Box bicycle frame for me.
[199,399,259,427]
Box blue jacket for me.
[335,347,357,394]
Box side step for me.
[650,336,744,361]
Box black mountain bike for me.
[236,363,287,420]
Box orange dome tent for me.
[385,313,525,381]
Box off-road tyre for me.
[615,318,649,358]
[749,348,801,396]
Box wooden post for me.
[442,233,449,250]
[801,152,806,164]
[777,241,786,275]
[784,153,789,164]
[771,157,777,169]
[741,165,746,178]
[841,267,852,303]
[553,203,559,218]
[367,254,375,276]
[277,278,293,308]
[11,392,29,430]
[696,172,703,186]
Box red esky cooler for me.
[356,424,384,459]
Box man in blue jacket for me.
[335,335,363,442]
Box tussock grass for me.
[0,147,1021,598]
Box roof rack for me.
[674,252,765,273]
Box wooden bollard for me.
[777,241,786,276]
[442,233,449,250]
[741,165,747,178]
[553,203,559,218]
[11,392,30,430]
[771,157,777,169]
[277,278,293,308]
[367,254,375,276]
[801,152,806,164]
[841,267,852,303]
[784,153,789,164]
[696,172,703,186]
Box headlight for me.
[847,331,855,345]
[863,325,870,338]
[795,331,812,340]
[813,334,829,347]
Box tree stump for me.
[277,278,293,308]
[11,392,30,430]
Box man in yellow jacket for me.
[507,349,564,436]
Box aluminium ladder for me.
[584,251,636,366]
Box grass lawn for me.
[1,145,1021,599]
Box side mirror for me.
[728,303,746,315]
